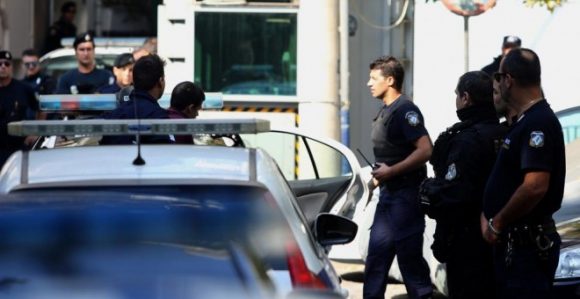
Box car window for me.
[240,132,352,181]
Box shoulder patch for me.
[445,163,457,181]
[108,76,115,85]
[529,131,544,148]
[405,111,420,126]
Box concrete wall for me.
[414,0,580,141]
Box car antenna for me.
[132,92,145,166]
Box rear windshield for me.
[0,186,290,295]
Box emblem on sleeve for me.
[529,131,545,148]
[445,163,457,181]
[405,111,420,126]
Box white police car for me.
[1,118,363,298]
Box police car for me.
[1,118,364,298]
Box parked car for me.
[1,118,360,298]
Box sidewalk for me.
[331,261,447,299]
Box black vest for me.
[371,96,415,166]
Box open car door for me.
[239,128,366,226]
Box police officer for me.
[481,35,521,76]
[100,54,170,145]
[21,48,56,96]
[363,56,433,299]
[0,50,39,168]
[419,71,506,299]
[43,1,77,54]
[481,48,565,299]
[55,32,114,95]
[98,52,135,104]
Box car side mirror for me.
[314,213,358,247]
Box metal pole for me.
[463,15,469,72]
[339,0,349,148]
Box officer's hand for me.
[371,163,392,182]
[481,213,499,244]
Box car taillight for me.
[286,241,327,289]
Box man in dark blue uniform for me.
[100,54,170,145]
[0,51,39,168]
[481,48,565,299]
[55,32,114,95]
[419,71,506,299]
[20,49,55,96]
[43,1,77,54]
[363,56,433,299]
[98,52,135,104]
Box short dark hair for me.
[457,71,493,105]
[369,56,405,91]
[21,48,39,58]
[133,54,165,91]
[501,48,541,87]
[61,1,76,14]
[170,81,205,111]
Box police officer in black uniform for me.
[363,56,433,299]
[419,71,506,299]
[21,48,56,96]
[43,1,77,54]
[481,48,565,299]
[55,32,114,95]
[481,36,521,76]
[0,51,39,168]
[100,54,170,145]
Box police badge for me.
[529,131,545,148]
[405,111,420,126]
[445,163,457,181]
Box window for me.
[194,11,297,95]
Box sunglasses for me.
[0,61,11,67]
[493,72,508,82]
[24,62,39,68]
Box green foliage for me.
[425,0,566,12]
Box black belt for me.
[506,219,556,247]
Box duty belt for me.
[381,168,426,191]
[504,219,557,267]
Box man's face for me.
[113,64,134,88]
[493,64,512,118]
[367,69,390,99]
[22,55,40,77]
[455,89,467,111]
[63,6,76,23]
[0,59,12,80]
[184,103,202,119]
[75,42,95,68]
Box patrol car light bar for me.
[39,93,224,111]
[8,119,270,137]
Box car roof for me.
[0,145,265,193]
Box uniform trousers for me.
[363,187,432,299]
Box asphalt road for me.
[331,261,447,299]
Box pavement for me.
[331,260,447,299]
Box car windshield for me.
[0,185,290,298]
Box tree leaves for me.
[425,0,566,13]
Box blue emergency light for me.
[39,93,224,112]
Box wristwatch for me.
[488,218,502,235]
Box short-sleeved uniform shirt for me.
[0,79,38,166]
[372,95,429,165]
[371,95,429,240]
[483,100,565,224]
[56,68,114,94]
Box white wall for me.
[414,0,580,139]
